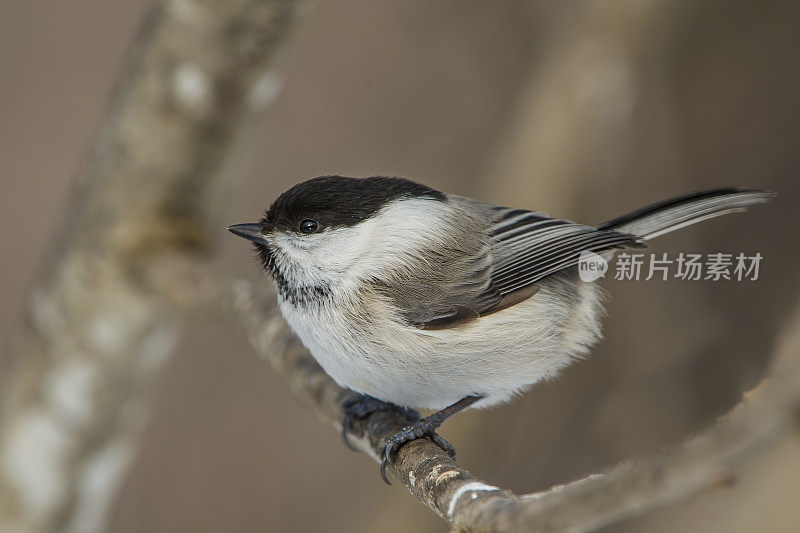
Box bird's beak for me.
[227,223,267,244]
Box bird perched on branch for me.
[229,176,771,483]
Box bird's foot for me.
[380,418,456,484]
[341,393,420,451]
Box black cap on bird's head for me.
[228,175,445,241]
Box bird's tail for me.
[597,187,774,240]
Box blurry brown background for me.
[2,1,799,531]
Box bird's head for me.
[228,175,447,293]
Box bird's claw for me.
[379,419,456,484]
[341,393,420,451]
[341,393,457,484]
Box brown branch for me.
[226,279,800,532]
[0,2,309,531]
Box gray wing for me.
[377,250,502,329]
[376,199,640,330]
[486,208,641,300]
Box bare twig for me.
[226,279,800,532]
[0,2,309,531]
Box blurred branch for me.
[0,1,309,532]
[227,279,800,533]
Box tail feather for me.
[597,187,774,240]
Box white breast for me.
[279,272,604,410]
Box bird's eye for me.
[299,219,319,234]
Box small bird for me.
[229,176,771,482]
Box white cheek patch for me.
[343,198,449,278]
[269,197,448,283]
[270,230,355,278]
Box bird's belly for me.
[278,275,604,410]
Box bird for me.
[228,175,772,483]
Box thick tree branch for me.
[0,2,309,531]
[226,279,800,532]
